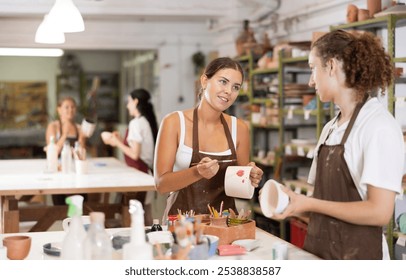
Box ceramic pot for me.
[2,235,31,260]
[235,20,251,56]
[367,0,382,16]
[381,0,392,11]
[358,9,371,21]
[347,4,359,23]
[209,216,228,227]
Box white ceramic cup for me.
[62,215,91,232]
[101,131,113,145]
[75,159,88,174]
[259,179,289,217]
[81,118,96,138]
[224,166,254,199]
[272,242,288,260]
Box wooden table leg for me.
[28,206,67,232]
[122,205,130,227]
[1,196,19,233]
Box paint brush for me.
[191,159,237,166]
[219,201,224,217]
[207,204,214,216]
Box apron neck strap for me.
[340,102,365,145]
[192,107,237,158]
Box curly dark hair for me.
[197,57,244,100]
[130,88,158,144]
[312,29,393,102]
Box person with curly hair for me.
[154,57,263,221]
[272,30,404,259]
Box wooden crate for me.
[202,220,256,245]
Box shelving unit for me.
[330,14,406,259]
[226,55,252,122]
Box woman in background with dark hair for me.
[105,88,158,225]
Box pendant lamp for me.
[48,0,85,33]
[35,14,66,44]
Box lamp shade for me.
[48,0,85,33]
[35,14,65,44]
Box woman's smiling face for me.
[58,98,76,121]
[203,68,242,111]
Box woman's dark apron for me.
[303,103,382,259]
[58,120,79,147]
[165,108,238,217]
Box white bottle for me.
[46,136,58,173]
[83,212,112,260]
[122,199,153,260]
[61,195,86,260]
[61,141,72,174]
[0,243,7,260]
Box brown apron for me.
[303,102,382,259]
[122,128,148,207]
[58,120,79,147]
[165,107,238,216]
[123,128,150,173]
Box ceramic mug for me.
[62,215,91,232]
[224,166,254,199]
[2,235,31,260]
[209,216,228,227]
[259,179,289,218]
[75,159,88,174]
[81,118,96,138]
[347,4,358,23]
[358,9,371,21]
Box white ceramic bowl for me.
[259,179,289,218]
[101,131,112,144]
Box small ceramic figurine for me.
[358,9,371,21]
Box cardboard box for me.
[202,220,256,246]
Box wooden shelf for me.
[283,179,314,196]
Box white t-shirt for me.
[173,111,237,171]
[308,97,404,259]
[127,116,154,168]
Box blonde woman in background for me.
[46,96,85,154]
[45,96,86,205]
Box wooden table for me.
[0,157,155,233]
